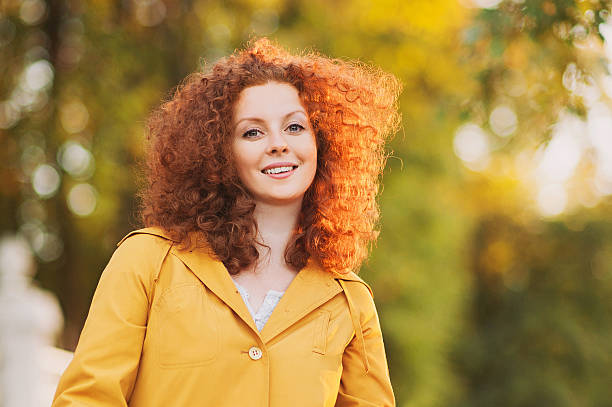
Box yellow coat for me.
[52,227,395,406]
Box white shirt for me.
[231,280,284,331]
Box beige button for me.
[248,346,263,360]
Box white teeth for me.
[263,166,294,174]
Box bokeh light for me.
[18,221,63,262]
[11,85,49,112]
[32,231,63,262]
[537,183,567,217]
[59,100,89,134]
[134,0,167,27]
[562,62,580,93]
[57,141,94,179]
[534,113,584,184]
[31,164,61,199]
[21,59,54,92]
[489,105,518,137]
[19,0,47,26]
[453,123,491,170]
[66,183,97,217]
[250,9,279,35]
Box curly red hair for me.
[139,38,401,275]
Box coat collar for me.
[118,227,368,343]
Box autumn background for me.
[2,0,612,405]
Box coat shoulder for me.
[109,227,175,282]
[116,226,177,247]
[335,271,374,299]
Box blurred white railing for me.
[40,346,74,405]
[0,235,71,407]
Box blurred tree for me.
[454,0,612,214]
[450,1,612,406]
[452,215,612,406]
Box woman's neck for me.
[252,199,302,270]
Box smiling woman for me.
[232,82,317,207]
[52,38,402,407]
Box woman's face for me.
[232,82,317,207]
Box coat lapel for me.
[171,245,261,334]
[259,258,343,343]
[176,248,367,344]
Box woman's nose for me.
[267,130,289,154]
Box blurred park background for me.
[1,0,612,405]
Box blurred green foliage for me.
[452,216,612,406]
[1,0,612,406]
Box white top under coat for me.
[231,279,285,331]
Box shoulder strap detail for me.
[116,227,177,247]
[335,271,374,298]
[338,279,370,374]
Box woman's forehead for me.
[234,82,306,121]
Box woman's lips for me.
[261,162,298,179]
[262,166,297,179]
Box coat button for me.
[248,346,262,360]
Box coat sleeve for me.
[336,281,395,407]
[52,234,171,407]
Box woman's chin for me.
[253,194,306,207]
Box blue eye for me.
[287,123,305,132]
[243,129,262,138]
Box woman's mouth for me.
[262,166,296,175]
[261,164,298,178]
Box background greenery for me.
[2,0,612,405]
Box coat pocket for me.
[312,310,331,355]
[154,283,219,368]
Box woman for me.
[52,38,401,406]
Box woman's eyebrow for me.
[234,110,307,127]
[283,110,307,119]
[235,117,265,127]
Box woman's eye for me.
[243,129,261,138]
[287,123,305,132]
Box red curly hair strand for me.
[139,38,401,275]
